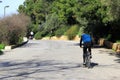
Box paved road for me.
[0,40,120,80]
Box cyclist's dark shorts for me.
[83,42,91,48]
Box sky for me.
[0,0,25,18]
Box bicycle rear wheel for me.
[85,52,91,68]
[86,55,91,68]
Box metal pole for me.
[4,5,9,17]
[0,1,2,18]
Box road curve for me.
[0,40,120,80]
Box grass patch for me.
[116,40,120,43]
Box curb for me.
[11,40,29,49]
[3,37,28,51]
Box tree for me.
[18,0,54,32]
[77,0,113,37]
[108,0,120,41]
[110,0,120,20]
[51,0,80,25]
[18,0,117,41]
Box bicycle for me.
[84,50,91,68]
[80,42,92,68]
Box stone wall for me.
[98,38,120,54]
[42,35,80,41]
[41,36,120,54]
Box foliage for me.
[105,34,112,41]
[108,0,120,42]
[34,31,42,39]
[0,23,8,44]
[33,13,64,38]
[18,0,120,42]
[110,0,120,20]
[0,50,3,55]
[0,43,5,55]
[0,44,5,50]
[65,25,79,40]
[55,25,69,37]
[77,0,113,36]
[116,40,120,43]
[0,14,31,45]
[78,27,85,37]
[42,13,62,35]
[51,0,80,24]
[18,0,54,32]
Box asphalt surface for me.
[0,40,120,80]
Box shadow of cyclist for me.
[90,62,99,68]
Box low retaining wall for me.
[4,37,28,50]
[99,38,120,54]
[42,35,80,41]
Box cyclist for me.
[80,33,93,65]
[29,31,34,39]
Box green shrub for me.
[40,13,63,37]
[116,40,120,43]
[43,13,60,31]
[18,37,23,44]
[78,26,85,37]
[55,25,69,37]
[55,29,64,37]
[105,34,112,41]
[0,44,5,50]
[0,43,5,55]
[65,25,79,40]
[34,32,42,39]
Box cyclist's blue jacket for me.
[81,34,92,43]
[80,33,92,47]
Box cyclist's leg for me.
[83,46,87,65]
[88,42,92,58]
[88,47,92,58]
[88,47,91,54]
[87,47,92,68]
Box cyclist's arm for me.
[80,37,82,47]
[90,36,93,47]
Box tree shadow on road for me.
[108,52,120,64]
[113,54,120,63]
[114,59,120,63]
[0,59,82,80]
